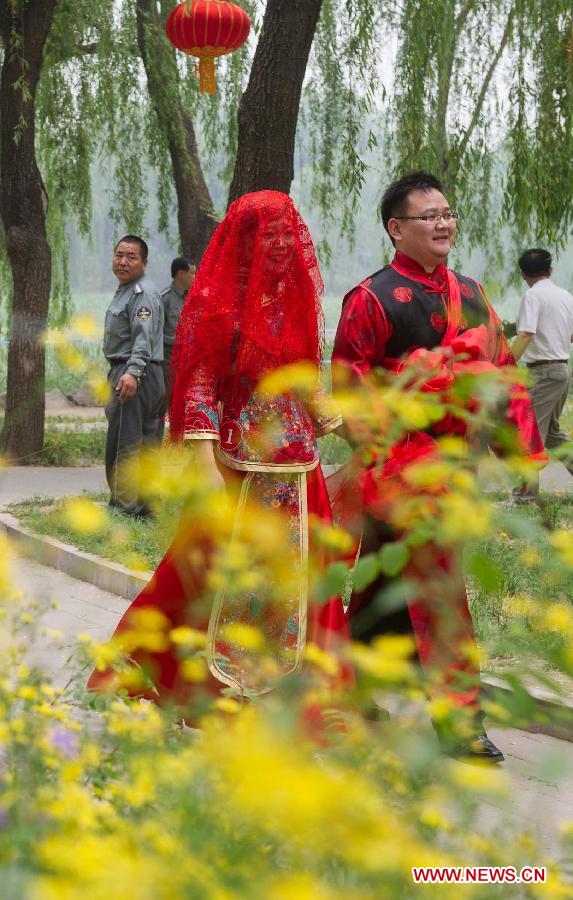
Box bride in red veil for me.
[88,191,351,713]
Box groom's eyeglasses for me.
[393,212,459,223]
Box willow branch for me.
[47,42,99,66]
[457,9,514,162]
[435,2,468,173]
[453,0,476,42]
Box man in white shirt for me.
[513,248,573,479]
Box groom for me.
[332,171,544,761]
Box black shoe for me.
[451,733,504,763]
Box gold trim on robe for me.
[206,471,309,695]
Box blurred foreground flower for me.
[63,498,108,535]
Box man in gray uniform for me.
[158,257,196,439]
[103,234,165,517]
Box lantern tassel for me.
[198,57,217,94]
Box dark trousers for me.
[105,362,165,516]
[348,512,482,714]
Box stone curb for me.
[4,511,573,741]
[0,513,150,601]
[481,674,573,743]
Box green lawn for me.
[9,492,182,571]
[0,421,106,466]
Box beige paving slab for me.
[13,555,130,686]
[0,465,107,508]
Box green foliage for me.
[0,339,105,394]
[4,0,573,326]
[504,0,573,247]
[35,429,106,467]
[300,0,385,257]
[390,0,573,255]
[9,492,178,567]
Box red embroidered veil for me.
[169,191,325,437]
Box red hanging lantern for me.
[165,1,251,95]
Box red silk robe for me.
[88,381,351,713]
[332,251,544,710]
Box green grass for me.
[9,492,182,571]
[0,341,106,395]
[25,429,106,466]
[467,494,573,658]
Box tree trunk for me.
[136,0,219,263]
[228,0,323,205]
[0,0,57,462]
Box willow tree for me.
[0,0,386,461]
[135,0,220,261]
[0,0,58,460]
[134,0,378,223]
[0,0,149,460]
[390,0,573,254]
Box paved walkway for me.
[0,465,106,507]
[13,555,573,865]
[18,556,129,687]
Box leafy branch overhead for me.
[391,0,573,252]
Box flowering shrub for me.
[1,326,572,896]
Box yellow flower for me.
[303,642,339,677]
[404,461,452,490]
[90,375,112,406]
[16,685,37,701]
[438,494,491,541]
[481,700,512,723]
[70,313,100,340]
[63,498,108,535]
[448,759,510,797]
[427,696,455,722]
[107,700,165,741]
[89,639,122,671]
[180,657,207,682]
[213,697,242,714]
[258,362,318,397]
[550,529,573,566]
[169,626,206,648]
[57,345,85,372]
[220,623,265,651]
[540,602,573,635]
[129,608,169,632]
[419,804,452,831]
[312,524,355,554]
[396,395,439,430]
[122,552,150,572]
[438,436,468,458]
[349,637,416,685]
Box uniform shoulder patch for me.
[136,305,152,320]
